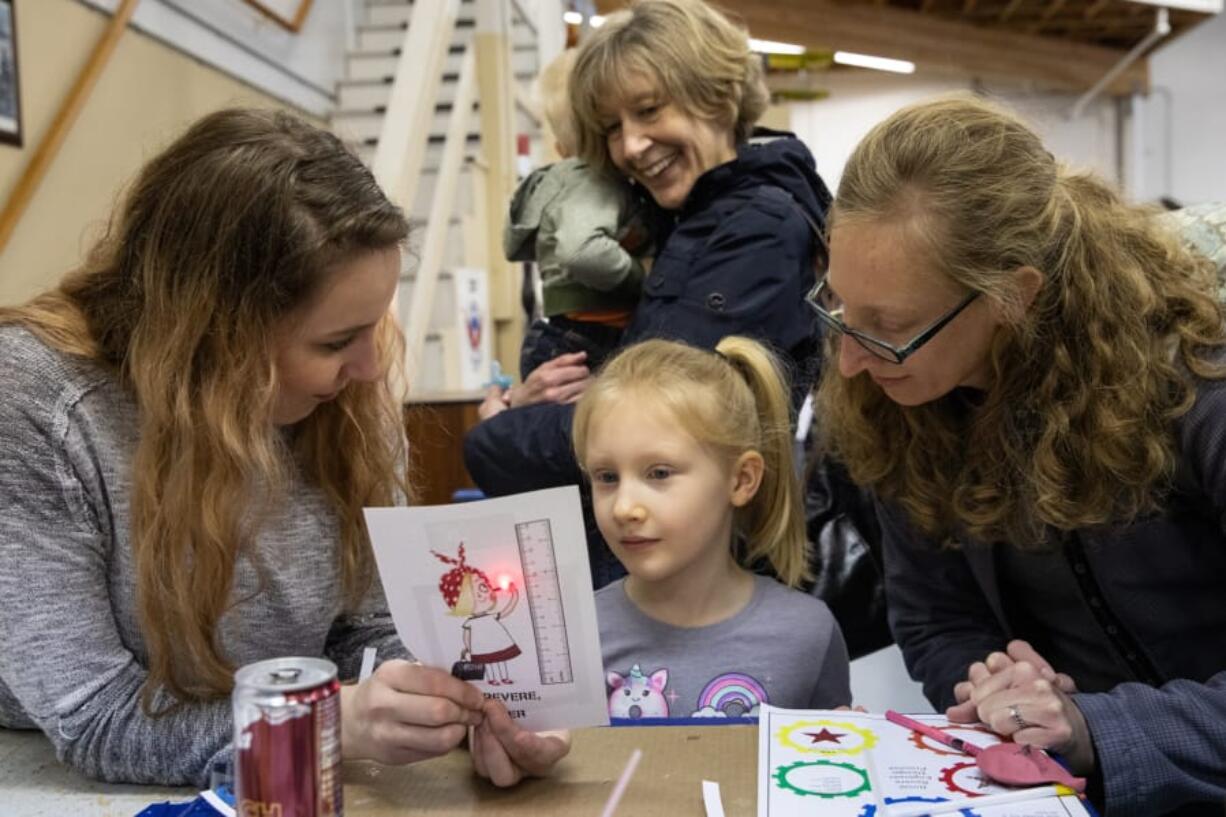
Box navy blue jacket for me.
[882,375,1226,816]
[622,128,829,379]
[465,132,830,575]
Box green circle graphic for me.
[773,759,872,799]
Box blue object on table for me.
[135,786,235,817]
[452,488,486,503]
[487,360,514,390]
[610,716,758,727]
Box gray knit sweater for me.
[0,326,409,786]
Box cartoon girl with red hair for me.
[432,544,521,685]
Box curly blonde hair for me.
[568,0,768,177]
[0,109,412,707]
[816,95,1225,548]
[573,337,810,586]
[538,48,579,156]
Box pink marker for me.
[885,709,1086,793]
[885,710,982,756]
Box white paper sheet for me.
[364,486,609,731]
[757,705,1094,817]
[703,780,727,817]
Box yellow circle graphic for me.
[777,720,879,756]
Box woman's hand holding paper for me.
[340,659,485,765]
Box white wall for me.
[1142,13,1226,205]
[0,0,302,305]
[993,88,1119,182]
[77,0,349,115]
[850,645,934,714]
[519,0,565,60]
[787,71,1120,197]
[789,73,965,195]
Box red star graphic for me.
[804,728,845,744]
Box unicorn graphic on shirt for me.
[607,664,670,718]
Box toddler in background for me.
[503,48,656,380]
[573,337,851,720]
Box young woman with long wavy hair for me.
[0,108,567,787]
[813,96,1226,815]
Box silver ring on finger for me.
[1008,703,1035,731]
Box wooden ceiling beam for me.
[1084,0,1113,20]
[1041,23,1149,35]
[999,0,1027,21]
[1037,15,1151,31]
[740,7,1147,94]
[594,0,1148,94]
[613,0,1147,93]
[1029,0,1069,33]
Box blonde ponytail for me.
[715,336,809,586]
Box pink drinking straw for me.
[599,748,644,817]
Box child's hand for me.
[478,384,511,421]
[341,660,484,765]
[510,352,591,407]
[618,219,651,254]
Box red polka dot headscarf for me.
[432,543,492,609]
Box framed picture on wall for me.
[241,0,315,33]
[0,0,21,147]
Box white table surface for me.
[0,645,932,816]
[0,728,191,817]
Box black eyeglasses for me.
[806,277,980,365]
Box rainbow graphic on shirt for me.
[690,672,769,717]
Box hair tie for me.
[713,347,750,383]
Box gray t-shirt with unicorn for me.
[596,574,851,720]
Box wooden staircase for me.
[331,0,545,395]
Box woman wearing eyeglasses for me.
[814,95,1226,816]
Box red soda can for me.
[233,657,343,817]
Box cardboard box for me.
[344,723,757,815]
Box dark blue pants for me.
[519,316,623,380]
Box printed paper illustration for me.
[365,486,608,731]
[758,705,1094,817]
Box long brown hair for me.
[816,95,1225,548]
[0,108,411,707]
[573,337,811,586]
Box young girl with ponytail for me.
[574,337,851,719]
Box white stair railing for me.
[370,0,461,217]
[340,0,542,392]
[402,47,479,384]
